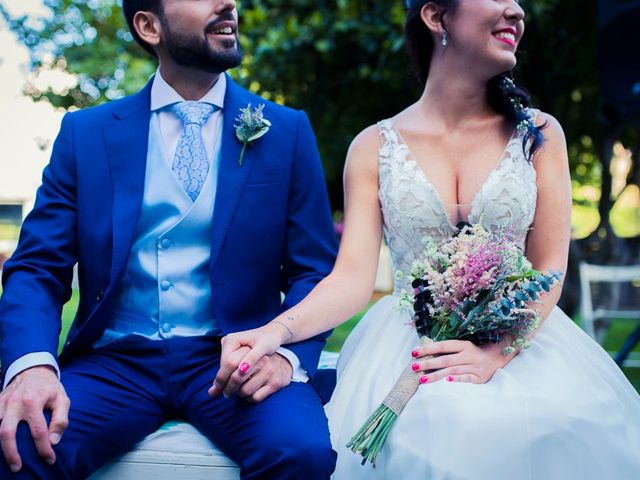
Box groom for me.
[0,0,338,478]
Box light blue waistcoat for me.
[95,114,221,347]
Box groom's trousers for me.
[0,334,336,479]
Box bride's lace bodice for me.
[377,114,538,294]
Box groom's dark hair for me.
[122,0,163,58]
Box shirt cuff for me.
[3,352,60,390]
[276,347,309,383]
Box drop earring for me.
[441,31,448,47]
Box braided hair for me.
[405,0,545,161]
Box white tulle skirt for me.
[325,296,640,480]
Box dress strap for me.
[377,118,395,142]
[377,118,400,168]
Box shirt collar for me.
[150,69,226,112]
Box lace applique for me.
[377,112,538,294]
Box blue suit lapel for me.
[210,75,253,267]
[102,81,152,286]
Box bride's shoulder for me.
[530,109,565,141]
[349,111,406,153]
[347,124,382,160]
[529,110,568,168]
[342,124,383,179]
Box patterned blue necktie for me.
[170,101,217,202]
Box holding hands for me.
[209,322,293,402]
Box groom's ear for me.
[420,3,446,37]
[132,10,163,52]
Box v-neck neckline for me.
[390,121,517,231]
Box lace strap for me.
[377,118,395,143]
[377,118,400,168]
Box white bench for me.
[91,351,339,479]
[91,421,241,479]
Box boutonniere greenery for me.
[234,103,271,166]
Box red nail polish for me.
[447,375,454,382]
[239,362,250,374]
[411,350,419,358]
[411,363,420,372]
[419,376,429,384]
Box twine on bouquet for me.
[346,335,434,466]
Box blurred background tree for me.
[0,0,608,208]
[1,0,638,296]
[1,0,418,210]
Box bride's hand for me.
[411,340,516,384]
[209,323,289,398]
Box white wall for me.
[0,11,65,208]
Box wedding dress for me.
[325,114,640,479]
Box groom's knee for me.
[250,432,336,479]
[238,383,336,478]
[286,433,336,476]
[0,420,70,479]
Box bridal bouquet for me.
[347,223,561,466]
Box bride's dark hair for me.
[405,0,545,161]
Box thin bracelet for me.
[274,320,294,342]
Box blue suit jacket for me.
[0,75,338,383]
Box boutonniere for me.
[234,103,271,166]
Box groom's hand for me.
[0,366,69,472]
[236,353,292,403]
[210,352,292,403]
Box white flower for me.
[234,103,271,166]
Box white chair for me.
[579,262,640,366]
[91,351,339,479]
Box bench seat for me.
[91,351,339,479]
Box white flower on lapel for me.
[234,103,271,166]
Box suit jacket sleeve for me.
[279,110,338,379]
[0,112,78,381]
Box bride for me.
[211,0,640,478]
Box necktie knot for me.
[171,101,216,127]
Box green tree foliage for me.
[518,0,601,189]
[0,0,155,109]
[237,0,416,207]
[0,0,605,211]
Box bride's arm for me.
[524,112,572,325]
[211,125,384,397]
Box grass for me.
[325,308,369,353]
[571,184,640,239]
[601,321,640,390]
[60,289,80,353]
[0,224,20,241]
[572,203,640,239]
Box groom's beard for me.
[159,15,243,74]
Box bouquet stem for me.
[347,336,434,466]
